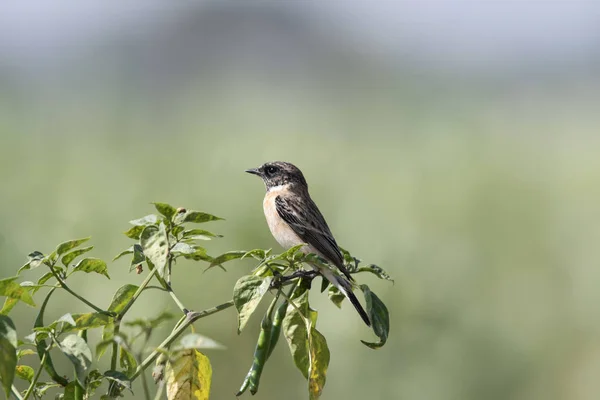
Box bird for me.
[245,161,371,326]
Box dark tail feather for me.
[345,287,371,327]
[333,274,371,327]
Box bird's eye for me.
[265,166,277,176]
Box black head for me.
[245,161,308,191]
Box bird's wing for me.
[275,195,353,281]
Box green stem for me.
[21,351,46,400]
[110,323,120,372]
[164,257,188,314]
[117,270,157,319]
[10,385,24,400]
[153,380,165,400]
[48,264,112,316]
[129,300,235,382]
[141,364,152,400]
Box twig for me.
[22,350,47,400]
[129,300,235,382]
[48,264,112,316]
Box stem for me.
[10,385,24,400]
[153,380,165,400]
[22,352,47,400]
[48,264,112,316]
[117,270,157,319]
[110,323,120,371]
[129,300,235,382]
[164,257,188,314]
[141,364,152,400]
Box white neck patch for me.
[267,184,290,193]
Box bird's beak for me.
[245,168,261,176]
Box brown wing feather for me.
[275,195,353,281]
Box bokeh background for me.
[2,1,600,399]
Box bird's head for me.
[245,161,308,191]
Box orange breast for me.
[263,190,304,250]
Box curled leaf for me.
[360,285,390,349]
[356,264,394,283]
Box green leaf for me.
[277,243,307,261]
[107,284,138,314]
[42,313,111,334]
[128,244,145,272]
[241,249,268,260]
[171,242,196,255]
[58,313,77,327]
[176,333,226,351]
[282,289,310,379]
[95,323,113,360]
[124,311,175,330]
[182,229,222,241]
[56,238,91,256]
[356,264,394,282]
[36,270,57,286]
[209,251,247,269]
[124,225,145,240]
[281,289,330,399]
[180,247,212,262]
[327,286,345,308]
[103,370,133,393]
[72,258,110,279]
[0,316,18,396]
[140,223,169,278]
[119,347,138,377]
[85,369,104,398]
[33,288,69,387]
[129,214,159,226]
[153,202,177,221]
[0,297,18,315]
[233,276,273,334]
[173,210,223,225]
[165,349,211,400]
[338,246,356,268]
[360,285,390,349]
[0,337,17,397]
[0,316,17,349]
[18,251,45,274]
[62,381,77,400]
[33,381,62,397]
[307,322,329,400]
[0,276,36,306]
[17,349,36,359]
[59,334,92,386]
[15,365,34,382]
[113,246,133,261]
[61,246,94,267]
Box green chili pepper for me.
[35,287,69,386]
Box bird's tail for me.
[320,267,371,327]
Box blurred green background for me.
[2,2,600,399]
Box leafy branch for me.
[0,202,391,400]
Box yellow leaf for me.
[166,349,212,400]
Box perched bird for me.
[245,161,370,326]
